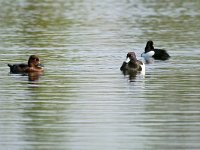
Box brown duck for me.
[8,55,44,74]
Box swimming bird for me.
[8,55,44,74]
[120,52,145,75]
[141,40,170,62]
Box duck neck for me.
[28,62,35,67]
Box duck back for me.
[8,63,28,73]
[153,49,170,60]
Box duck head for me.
[28,55,41,68]
[125,52,137,63]
[145,40,154,53]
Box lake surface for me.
[0,0,200,149]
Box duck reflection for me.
[28,72,43,81]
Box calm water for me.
[0,0,200,150]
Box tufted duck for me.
[141,40,170,62]
[120,52,145,75]
[8,55,44,74]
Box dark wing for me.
[137,60,144,71]
[8,63,28,73]
[120,62,127,71]
[153,49,170,60]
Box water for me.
[0,0,200,149]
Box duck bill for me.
[37,63,44,68]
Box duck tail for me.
[8,64,13,67]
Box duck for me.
[8,55,44,74]
[141,40,170,62]
[120,52,145,75]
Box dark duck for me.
[120,52,145,75]
[8,55,44,74]
[141,40,170,62]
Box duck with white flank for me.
[141,40,170,63]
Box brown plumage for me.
[8,55,44,74]
[120,52,145,75]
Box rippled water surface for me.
[0,0,200,150]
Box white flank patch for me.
[141,51,155,63]
[141,51,155,58]
[140,63,145,76]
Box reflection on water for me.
[27,72,43,81]
[0,0,200,150]
[9,71,43,82]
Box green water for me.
[0,0,200,150]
